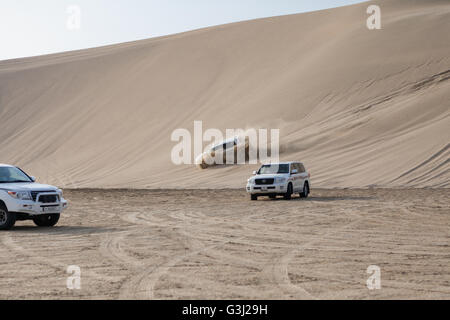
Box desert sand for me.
[0,189,448,300]
[0,0,448,189]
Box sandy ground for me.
[0,188,448,300]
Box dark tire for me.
[284,183,293,200]
[33,214,60,227]
[251,195,258,201]
[0,203,16,230]
[300,182,310,198]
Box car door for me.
[290,163,301,192]
[298,163,308,189]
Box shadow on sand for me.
[258,196,375,202]
[8,225,116,235]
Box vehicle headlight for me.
[7,191,32,200]
[275,177,287,183]
[247,178,255,184]
[57,188,63,196]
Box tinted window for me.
[0,167,33,183]
[259,164,290,174]
[299,164,306,173]
[290,163,296,173]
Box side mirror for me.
[252,171,257,175]
[291,169,298,175]
[30,176,36,182]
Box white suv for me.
[0,164,68,230]
[246,162,310,200]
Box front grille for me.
[38,194,59,203]
[31,191,57,202]
[255,178,274,185]
[254,186,276,190]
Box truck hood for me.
[250,173,290,179]
[0,183,58,192]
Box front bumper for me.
[9,196,68,216]
[246,183,287,194]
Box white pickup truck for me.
[246,162,311,200]
[0,164,67,230]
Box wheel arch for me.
[0,199,7,210]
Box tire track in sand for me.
[267,203,375,299]
[118,210,262,299]
[1,233,120,282]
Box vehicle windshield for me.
[258,164,289,174]
[0,167,33,183]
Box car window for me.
[0,167,32,183]
[299,164,306,173]
[259,164,289,174]
[291,163,299,173]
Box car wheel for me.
[300,182,309,198]
[284,183,293,200]
[251,195,258,201]
[33,214,60,227]
[0,203,16,230]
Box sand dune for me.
[0,0,449,189]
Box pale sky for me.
[0,0,366,61]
